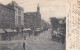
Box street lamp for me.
[21,26,24,35]
[33,26,35,35]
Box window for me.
[0,8,2,14]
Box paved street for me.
[0,29,65,50]
[25,29,65,50]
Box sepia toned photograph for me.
[0,0,66,50]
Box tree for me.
[50,17,59,30]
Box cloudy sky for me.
[0,0,66,22]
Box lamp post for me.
[32,26,35,35]
[22,25,25,50]
[21,26,24,35]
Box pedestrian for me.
[23,42,25,50]
[28,30,31,37]
[9,33,12,41]
[24,35,26,40]
[29,32,30,37]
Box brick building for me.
[24,5,41,30]
[7,1,24,27]
[0,3,15,29]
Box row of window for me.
[0,9,14,17]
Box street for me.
[0,29,65,50]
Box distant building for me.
[7,1,24,27]
[0,3,15,29]
[24,4,41,30]
[41,19,51,30]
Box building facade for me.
[7,1,24,27]
[24,5,41,30]
[0,3,15,29]
[0,1,41,30]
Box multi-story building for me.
[0,3,15,29]
[0,1,41,31]
[7,1,24,27]
[24,5,41,30]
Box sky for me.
[0,0,66,22]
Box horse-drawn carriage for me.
[51,30,65,44]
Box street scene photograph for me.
[0,0,66,50]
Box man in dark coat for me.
[23,42,25,50]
